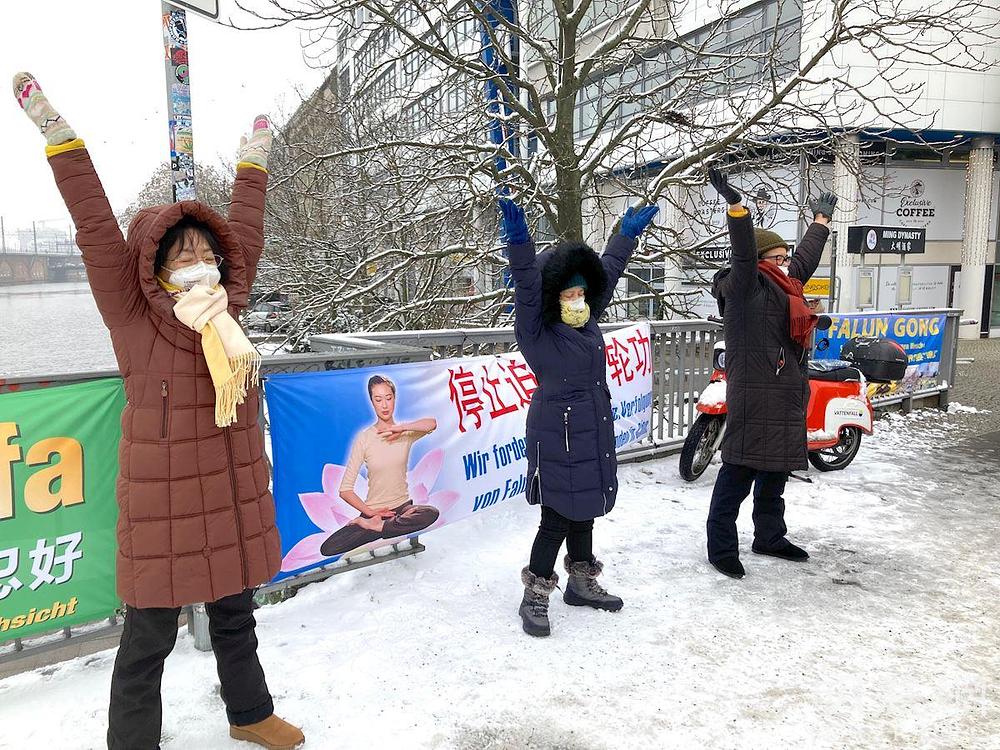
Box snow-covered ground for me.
[2,406,998,749]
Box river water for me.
[0,282,118,378]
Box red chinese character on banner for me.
[501,359,538,406]
[627,329,651,377]
[481,364,519,419]
[448,366,485,432]
[606,339,635,386]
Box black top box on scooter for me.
[838,337,908,382]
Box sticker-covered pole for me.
[162,3,196,202]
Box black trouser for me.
[319,501,440,558]
[528,505,595,578]
[706,462,789,563]
[107,589,273,750]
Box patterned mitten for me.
[237,115,272,172]
[12,73,77,146]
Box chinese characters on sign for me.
[447,328,653,432]
[0,532,83,601]
[448,358,539,433]
[847,225,927,255]
[606,328,651,387]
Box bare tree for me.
[241,0,998,330]
[118,162,234,231]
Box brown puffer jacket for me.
[48,147,281,608]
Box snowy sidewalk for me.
[2,407,998,749]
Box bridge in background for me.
[0,242,85,285]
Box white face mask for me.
[564,297,587,312]
[778,264,790,276]
[168,261,221,291]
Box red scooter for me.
[678,318,877,482]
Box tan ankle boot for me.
[229,714,305,750]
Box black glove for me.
[809,192,838,221]
[708,168,741,206]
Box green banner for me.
[0,378,124,643]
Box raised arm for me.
[708,169,757,303]
[499,198,544,340]
[13,73,142,329]
[789,192,836,283]
[592,205,656,318]
[229,116,272,293]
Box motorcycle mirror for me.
[816,315,833,331]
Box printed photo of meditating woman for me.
[318,375,441,558]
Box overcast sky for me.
[0,1,325,237]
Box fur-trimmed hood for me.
[536,242,608,325]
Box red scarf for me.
[757,261,817,348]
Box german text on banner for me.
[266,323,653,581]
[0,378,124,642]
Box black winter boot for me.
[562,556,623,612]
[752,540,809,561]
[519,567,558,637]
[711,556,745,579]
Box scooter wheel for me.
[679,413,725,482]
[808,427,863,471]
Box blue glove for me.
[498,197,530,245]
[620,205,660,240]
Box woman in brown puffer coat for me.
[14,73,304,750]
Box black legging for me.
[528,505,594,578]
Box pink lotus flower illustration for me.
[280,448,461,572]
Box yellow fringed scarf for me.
[158,279,261,428]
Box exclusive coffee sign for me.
[856,166,1000,241]
[894,177,936,221]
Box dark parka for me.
[508,234,637,521]
[46,146,281,608]
[711,210,830,473]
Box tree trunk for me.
[552,0,583,242]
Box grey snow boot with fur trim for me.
[563,556,623,612]
[519,567,558,637]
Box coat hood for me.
[127,200,248,324]
[536,241,608,325]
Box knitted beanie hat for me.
[754,228,788,257]
[562,272,588,292]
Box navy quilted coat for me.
[507,234,637,521]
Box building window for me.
[369,65,396,104]
[560,0,803,140]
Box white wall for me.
[802,0,1000,134]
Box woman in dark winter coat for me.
[498,198,659,637]
[705,168,837,580]
[14,73,304,750]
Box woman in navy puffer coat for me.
[498,198,658,637]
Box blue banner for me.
[813,312,946,396]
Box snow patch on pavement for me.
[1,408,997,749]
